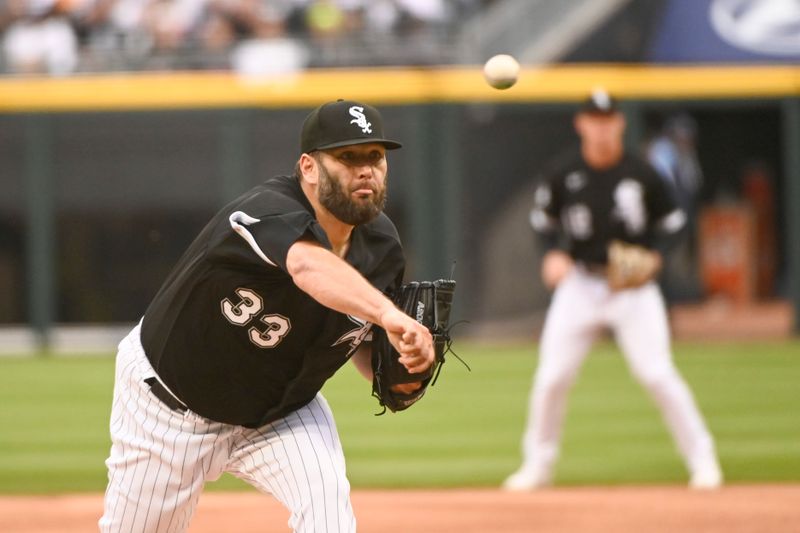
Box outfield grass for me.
[0,340,798,494]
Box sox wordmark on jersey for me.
[100,99,435,533]
[504,89,722,491]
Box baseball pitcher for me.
[100,100,454,532]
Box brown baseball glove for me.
[607,240,662,290]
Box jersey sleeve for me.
[529,172,562,236]
[227,210,331,271]
[208,181,332,272]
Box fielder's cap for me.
[300,99,403,153]
[580,87,619,115]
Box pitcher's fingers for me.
[400,353,432,373]
[400,359,427,373]
[401,330,418,344]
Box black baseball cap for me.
[580,88,619,115]
[300,99,403,153]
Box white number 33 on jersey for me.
[221,288,292,348]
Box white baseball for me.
[483,54,520,90]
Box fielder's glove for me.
[371,279,456,413]
[607,240,662,291]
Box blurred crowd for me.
[0,0,497,76]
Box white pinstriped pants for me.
[99,325,356,533]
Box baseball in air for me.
[483,54,519,90]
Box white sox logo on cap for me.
[300,99,402,153]
[349,106,372,134]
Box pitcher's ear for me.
[299,153,319,184]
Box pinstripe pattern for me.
[100,325,356,532]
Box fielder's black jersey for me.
[530,150,686,265]
[140,175,405,428]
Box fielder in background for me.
[503,89,722,491]
[100,99,436,533]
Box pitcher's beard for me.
[318,165,387,225]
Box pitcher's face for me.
[315,143,388,225]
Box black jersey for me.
[530,151,686,266]
[140,175,405,428]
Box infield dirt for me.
[1,485,798,532]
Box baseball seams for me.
[100,326,356,533]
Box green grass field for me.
[0,340,798,494]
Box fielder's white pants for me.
[519,267,718,478]
[99,325,355,533]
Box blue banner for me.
[647,0,800,63]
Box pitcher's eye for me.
[366,151,385,165]
[332,150,385,166]
[337,151,356,164]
